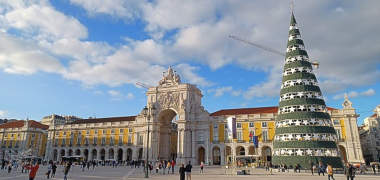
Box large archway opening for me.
[248,146,256,155]
[158,109,178,161]
[262,146,272,164]
[198,147,205,165]
[118,149,123,161]
[60,149,65,159]
[100,149,105,161]
[109,148,114,160]
[212,146,221,165]
[92,149,97,160]
[127,148,132,161]
[237,146,245,156]
[339,145,348,164]
[225,146,232,164]
[84,149,89,161]
[75,149,81,156]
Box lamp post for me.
[1,127,6,166]
[142,105,155,178]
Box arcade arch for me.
[262,146,272,164]
[248,146,256,155]
[198,147,205,164]
[237,146,245,156]
[126,148,133,161]
[92,149,97,160]
[212,146,221,165]
[100,149,105,161]
[339,145,347,163]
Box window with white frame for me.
[128,135,132,144]
[237,131,242,140]
[213,124,218,141]
[262,122,267,128]
[262,130,268,141]
[249,122,254,128]
[119,135,123,145]
[336,129,341,140]
[237,123,242,128]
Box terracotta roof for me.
[69,116,136,124]
[0,120,24,129]
[210,106,338,116]
[370,113,377,118]
[30,120,49,130]
[210,106,278,116]
[0,120,48,130]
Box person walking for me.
[7,163,12,173]
[200,161,204,174]
[171,160,175,174]
[25,162,39,180]
[372,164,376,174]
[51,163,57,178]
[167,161,171,174]
[46,161,52,179]
[318,162,325,176]
[63,161,72,180]
[185,161,192,180]
[179,164,185,180]
[326,164,335,180]
[345,164,355,180]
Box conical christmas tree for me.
[272,12,342,169]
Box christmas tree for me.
[272,12,342,169]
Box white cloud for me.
[208,86,242,97]
[175,63,213,87]
[70,0,143,20]
[333,88,376,100]
[244,68,282,99]
[0,0,379,99]
[362,88,376,96]
[210,86,232,97]
[0,110,7,117]
[0,32,65,74]
[4,4,87,40]
[108,90,134,100]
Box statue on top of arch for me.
[159,66,181,86]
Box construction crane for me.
[136,82,153,89]
[228,34,319,69]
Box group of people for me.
[150,160,176,174]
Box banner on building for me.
[252,136,259,148]
[227,117,237,139]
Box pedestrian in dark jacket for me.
[345,164,355,180]
[179,164,185,180]
[64,161,72,180]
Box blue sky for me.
[0,0,379,125]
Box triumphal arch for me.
[134,67,209,164]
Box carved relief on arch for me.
[157,92,181,111]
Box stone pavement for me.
[0,165,379,180]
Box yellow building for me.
[46,116,138,162]
[208,95,363,165]
[0,120,48,160]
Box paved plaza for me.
[0,165,379,180]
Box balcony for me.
[212,140,219,144]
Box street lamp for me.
[142,105,155,178]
